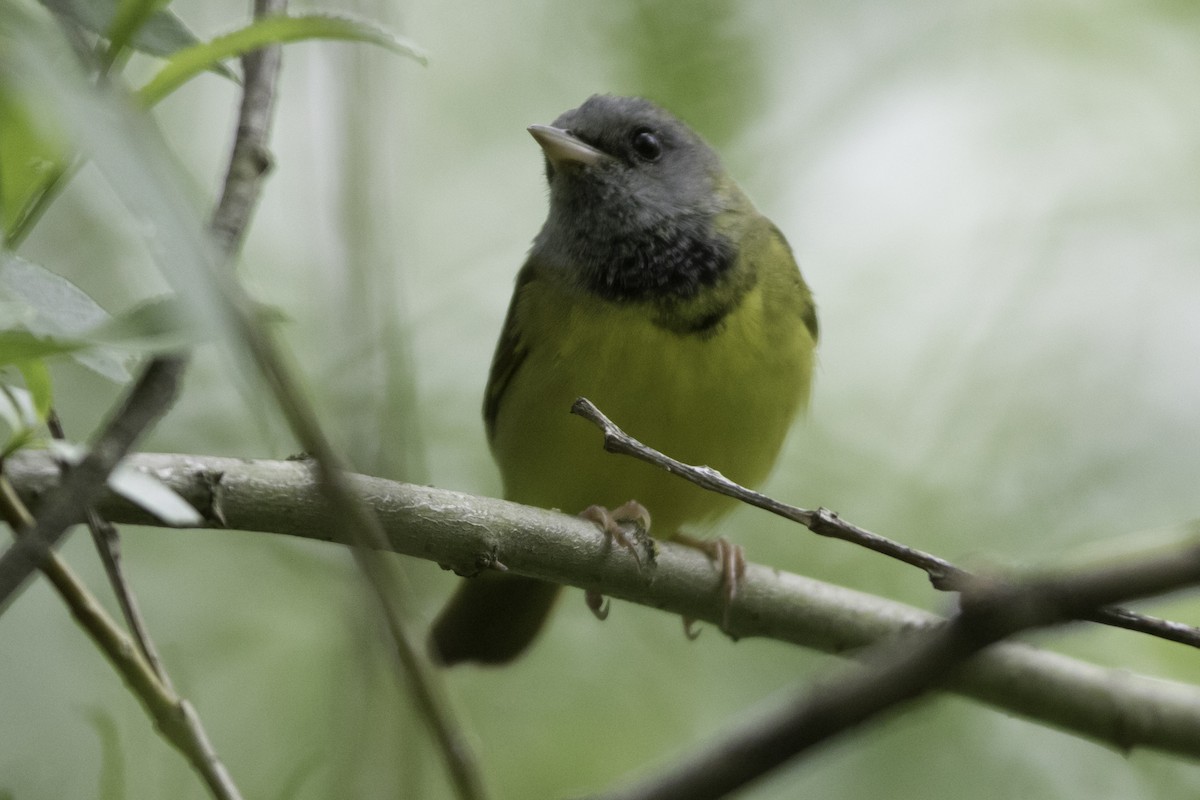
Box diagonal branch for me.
[47,410,174,687]
[570,397,1200,649]
[0,2,289,797]
[579,533,1200,800]
[0,357,185,608]
[0,474,239,798]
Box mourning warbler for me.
[429,95,818,666]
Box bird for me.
[429,94,817,666]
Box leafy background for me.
[2,0,1200,798]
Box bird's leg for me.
[579,500,653,620]
[674,533,746,635]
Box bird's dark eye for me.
[630,129,663,161]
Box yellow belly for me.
[489,276,814,537]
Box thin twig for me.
[47,410,174,687]
[209,0,284,261]
[570,397,1200,649]
[581,538,1200,800]
[0,475,240,799]
[0,357,186,608]
[1,1,291,797]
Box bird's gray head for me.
[529,95,738,303]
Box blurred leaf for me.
[6,4,266,388]
[16,359,52,419]
[0,329,88,365]
[0,253,131,381]
[0,253,110,333]
[0,82,68,244]
[45,437,82,461]
[0,383,38,432]
[46,438,203,525]
[106,460,203,526]
[89,294,204,351]
[0,383,41,457]
[39,0,226,61]
[138,13,427,106]
[103,0,169,69]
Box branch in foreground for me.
[0,475,239,798]
[230,309,490,800]
[47,409,174,687]
[581,524,1200,800]
[0,357,185,608]
[570,397,1200,649]
[6,450,1200,759]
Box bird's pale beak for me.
[528,124,609,167]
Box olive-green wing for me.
[482,263,538,442]
[764,220,818,343]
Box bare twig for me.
[569,397,1200,649]
[0,475,241,798]
[47,410,174,686]
[0,357,186,608]
[1,1,291,797]
[580,538,1200,800]
[8,450,1200,760]
[209,0,284,260]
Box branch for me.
[570,397,1200,649]
[0,358,185,608]
[6,450,1200,759]
[0,2,287,797]
[581,531,1200,800]
[209,0,284,261]
[0,475,239,798]
[47,410,174,687]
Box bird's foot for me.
[579,500,653,620]
[585,590,610,620]
[580,500,653,567]
[674,533,746,635]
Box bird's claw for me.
[585,590,610,620]
[675,534,746,635]
[579,500,653,623]
[581,500,653,567]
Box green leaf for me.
[88,294,204,351]
[5,6,241,369]
[138,13,427,106]
[40,0,215,59]
[0,383,38,433]
[16,359,53,420]
[0,383,41,457]
[0,330,87,365]
[0,254,111,335]
[0,83,68,242]
[104,0,169,68]
[0,253,131,381]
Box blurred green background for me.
[3,0,1200,797]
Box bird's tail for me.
[428,572,561,666]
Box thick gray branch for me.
[6,450,1200,758]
